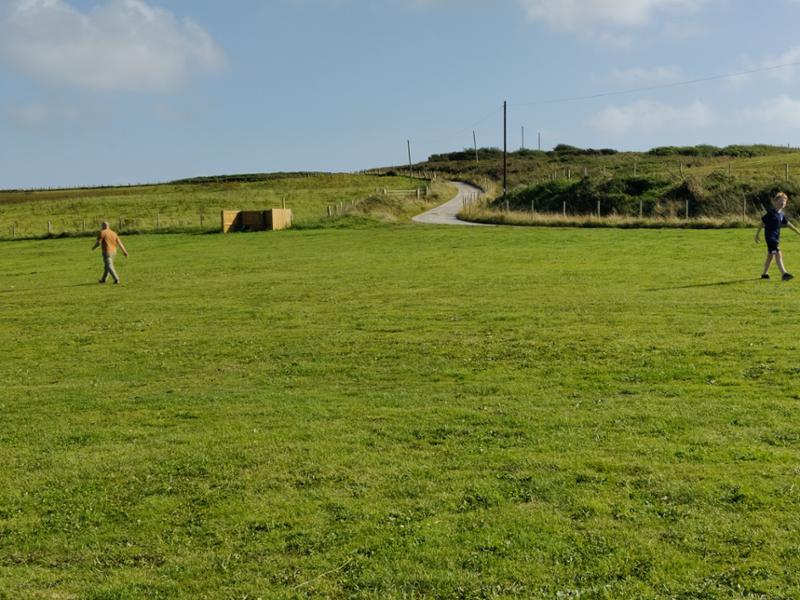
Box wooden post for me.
[786,164,790,180]
[742,196,747,221]
[597,200,601,217]
[417,189,421,200]
[12,223,16,238]
[47,221,52,235]
[81,219,85,232]
[327,206,332,217]
[282,197,287,209]
[156,213,160,230]
[728,163,732,177]
[200,213,205,227]
[639,199,643,219]
[568,167,572,180]
[584,167,588,177]
[531,199,535,214]
[563,201,566,216]
[679,162,684,177]
[685,199,689,219]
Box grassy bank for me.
[0,173,430,239]
[460,207,759,229]
[2,225,800,598]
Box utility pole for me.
[473,130,478,164]
[407,139,413,184]
[503,100,507,197]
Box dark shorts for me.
[767,240,780,254]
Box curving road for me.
[412,181,491,226]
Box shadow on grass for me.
[0,282,99,295]
[647,278,760,291]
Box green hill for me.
[0,173,449,239]
[413,144,800,220]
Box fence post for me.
[679,162,684,177]
[156,213,160,230]
[200,213,205,227]
[786,164,790,181]
[81,219,85,232]
[742,196,747,222]
[12,223,16,238]
[563,201,566,216]
[47,221,52,235]
[597,200,601,217]
[639,199,643,219]
[531,199,535,214]
[685,199,689,220]
[282,197,287,209]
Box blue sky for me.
[2,0,800,188]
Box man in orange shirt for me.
[92,221,129,284]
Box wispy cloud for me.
[741,96,800,129]
[590,99,714,134]
[604,65,685,87]
[0,0,226,93]
[516,0,709,33]
[6,100,79,128]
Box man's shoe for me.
[761,274,770,279]
[98,279,106,284]
[783,273,794,281]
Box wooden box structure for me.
[221,209,293,233]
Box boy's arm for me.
[91,236,100,251]
[755,224,763,243]
[788,222,800,236]
[117,239,129,257]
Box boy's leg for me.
[103,254,120,283]
[775,252,792,278]
[762,254,774,275]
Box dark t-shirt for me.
[762,209,789,243]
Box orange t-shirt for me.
[98,229,120,255]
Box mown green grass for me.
[2,225,800,598]
[0,174,426,238]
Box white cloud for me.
[761,46,800,82]
[590,99,714,134]
[741,96,800,129]
[516,0,709,32]
[605,65,685,86]
[0,0,225,93]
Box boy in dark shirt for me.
[755,191,800,280]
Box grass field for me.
[0,174,428,239]
[2,223,800,598]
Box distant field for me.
[2,225,800,598]
[0,173,428,238]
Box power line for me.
[413,105,503,146]
[511,60,800,107]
